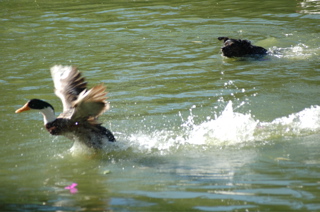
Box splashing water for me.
[115,102,320,155]
[258,105,320,138]
[183,102,258,146]
[68,101,320,156]
[269,43,319,59]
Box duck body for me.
[16,65,116,150]
[46,117,115,149]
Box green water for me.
[1,0,320,211]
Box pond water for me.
[1,0,320,211]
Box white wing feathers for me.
[50,65,87,112]
[71,84,110,121]
[50,65,109,121]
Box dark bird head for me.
[15,99,56,124]
[15,99,54,113]
[218,37,267,58]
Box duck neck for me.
[40,107,56,124]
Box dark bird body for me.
[218,37,268,58]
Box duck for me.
[15,65,116,150]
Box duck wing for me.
[50,65,87,112]
[70,84,110,123]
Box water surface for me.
[1,0,320,211]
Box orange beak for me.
[15,103,31,113]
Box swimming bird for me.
[15,65,116,150]
[218,37,268,58]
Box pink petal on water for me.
[65,183,78,193]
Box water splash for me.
[183,102,258,146]
[269,43,319,59]
[116,102,320,155]
[67,102,320,156]
[258,105,320,138]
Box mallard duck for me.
[15,65,116,149]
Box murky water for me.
[1,0,320,211]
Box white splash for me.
[269,43,319,59]
[113,102,320,154]
[258,105,320,137]
[183,102,258,146]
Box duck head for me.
[15,99,56,124]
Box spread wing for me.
[70,84,110,123]
[50,65,87,112]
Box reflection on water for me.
[297,0,320,14]
[1,0,320,211]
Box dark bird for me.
[218,37,268,58]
